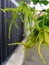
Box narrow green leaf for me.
[44,26,49,32]
[44,30,49,46]
[1,8,15,12]
[28,16,32,32]
[39,0,49,5]
[8,12,18,40]
[38,32,46,64]
[14,21,19,29]
[32,0,49,5]
[32,0,39,4]
[24,14,28,35]
[8,42,25,46]
[8,21,13,40]
[46,9,49,13]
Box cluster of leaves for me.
[1,0,49,64]
[32,0,49,5]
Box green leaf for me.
[46,9,49,13]
[32,0,49,5]
[44,26,49,32]
[6,15,11,22]
[8,29,38,49]
[30,8,35,13]
[1,8,15,12]
[38,32,46,64]
[32,0,39,4]
[27,8,40,31]
[28,16,32,32]
[37,13,49,28]
[44,30,49,46]
[8,42,25,46]
[39,0,49,5]
[24,14,28,34]
[25,29,39,48]
[8,20,13,40]
[13,14,19,29]
[20,13,24,22]
[8,12,18,40]
[14,21,19,29]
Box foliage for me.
[32,0,49,5]
[1,0,49,64]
